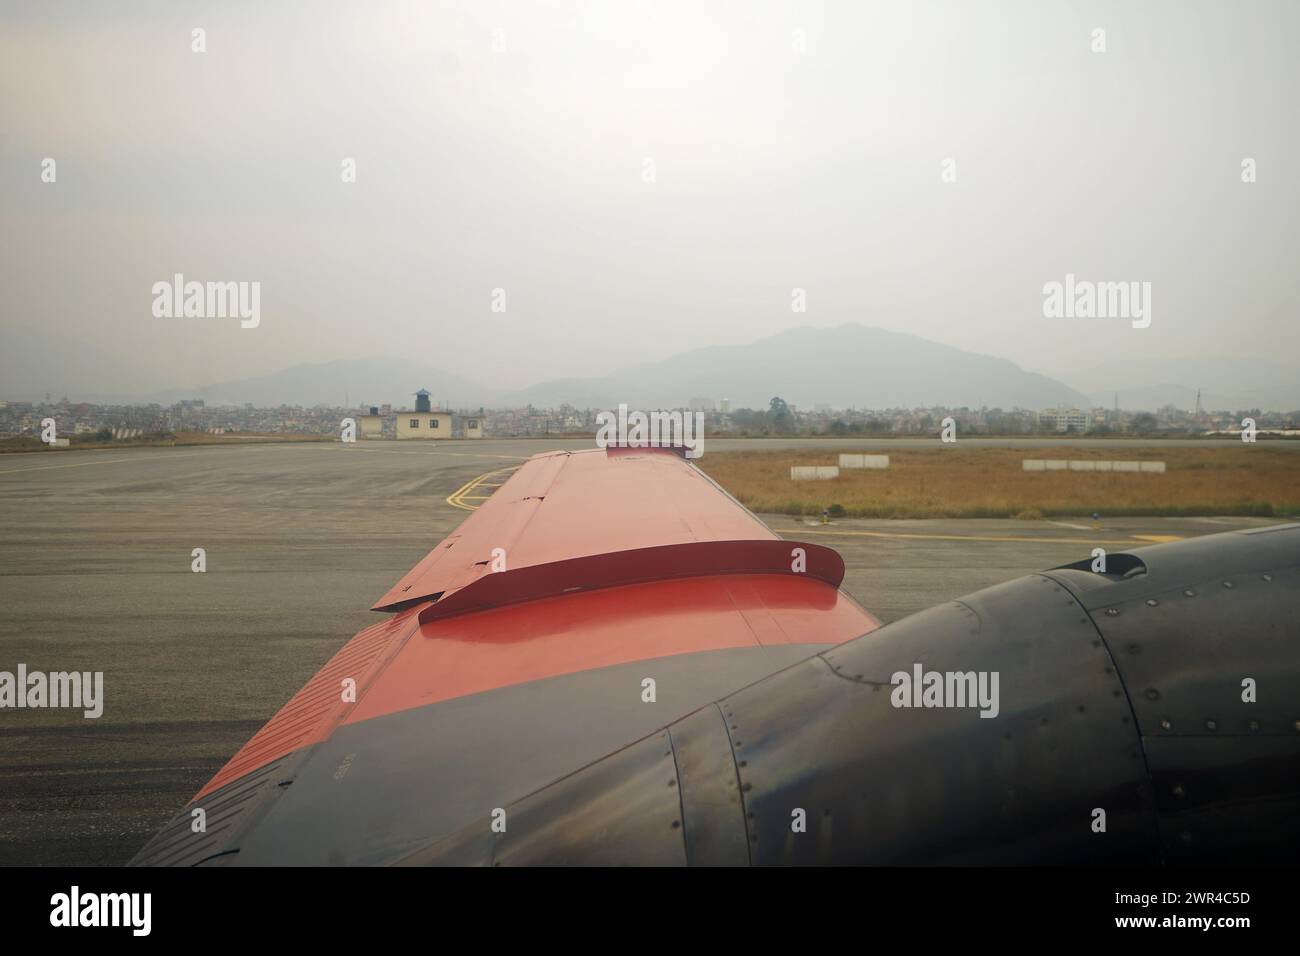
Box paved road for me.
[0,440,1286,865]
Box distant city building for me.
[4,395,1294,445]
[359,405,383,439]
[1039,407,1090,433]
[396,389,451,440]
[689,397,716,412]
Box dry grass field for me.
[699,446,1300,518]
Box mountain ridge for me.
[32,324,1282,411]
[128,324,1093,411]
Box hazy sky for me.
[2,0,1297,400]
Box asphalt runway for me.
[0,439,1287,865]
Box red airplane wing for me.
[130,447,879,866]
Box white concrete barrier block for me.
[839,454,889,469]
[792,466,839,480]
[1024,458,1163,475]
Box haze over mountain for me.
[79,325,1096,411]
[14,323,1299,412]
[1079,357,1300,414]
[138,358,506,411]
[6,5,1298,416]
[1087,385,1298,415]
[509,325,1092,410]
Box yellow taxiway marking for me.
[447,466,521,511]
[774,527,1165,546]
[1132,534,1184,543]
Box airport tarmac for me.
[0,439,1289,865]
